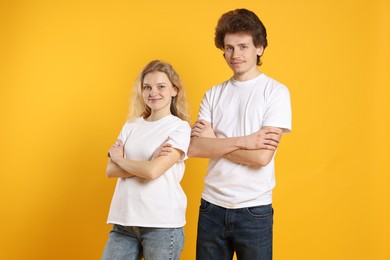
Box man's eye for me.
[225,47,233,52]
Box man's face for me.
[223,32,264,80]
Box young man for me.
[188,9,292,260]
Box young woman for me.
[102,60,191,260]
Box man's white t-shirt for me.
[107,115,191,227]
[198,74,292,209]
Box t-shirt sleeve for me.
[167,121,191,160]
[117,121,135,144]
[263,85,292,133]
[197,91,212,122]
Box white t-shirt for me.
[198,74,292,209]
[107,115,191,228]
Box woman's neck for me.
[145,111,172,122]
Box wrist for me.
[234,136,246,149]
[112,155,124,165]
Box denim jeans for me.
[102,224,184,260]
[196,199,273,260]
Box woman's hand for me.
[108,140,124,162]
[151,137,173,160]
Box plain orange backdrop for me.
[1,0,389,259]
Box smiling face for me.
[223,32,264,81]
[142,71,178,120]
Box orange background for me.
[1,0,389,259]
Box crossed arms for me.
[188,120,283,167]
[106,139,182,180]
[106,120,282,180]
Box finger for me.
[266,139,279,148]
[191,131,201,137]
[261,126,281,134]
[267,128,283,135]
[266,134,280,142]
[161,149,172,154]
[262,144,277,150]
[191,128,200,133]
[197,119,206,125]
[192,124,203,130]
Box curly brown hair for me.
[214,9,268,66]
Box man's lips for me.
[231,61,244,66]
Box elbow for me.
[251,156,272,168]
[144,166,163,181]
[188,140,208,158]
[187,142,199,158]
[253,160,270,168]
[187,146,197,158]
[106,164,115,178]
[106,169,116,178]
[188,137,204,158]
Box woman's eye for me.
[143,86,151,91]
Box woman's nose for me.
[149,87,157,95]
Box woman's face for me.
[142,71,177,117]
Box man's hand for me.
[151,137,173,160]
[243,126,283,150]
[191,120,216,138]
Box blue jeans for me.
[196,199,273,260]
[102,225,184,260]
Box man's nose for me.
[231,49,241,58]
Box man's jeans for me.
[102,225,184,260]
[196,199,273,260]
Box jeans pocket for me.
[199,199,213,213]
[244,204,273,220]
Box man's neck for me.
[233,69,262,82]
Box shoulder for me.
[203,78,232,98]
[171,116,191,131]
[208,78,231,92]
[260,74,290,97]
[261,74,288,90]
[124,117,143,126]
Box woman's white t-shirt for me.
[107,115,191,228]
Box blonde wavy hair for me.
[128,60,190,123]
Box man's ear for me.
[257,46,264,56]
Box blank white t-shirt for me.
[107,115,191,227]
[198,74,292,209]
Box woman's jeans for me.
[102,225,184,260]
[196,199,273,260]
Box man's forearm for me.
[188,124,282,159]
[224,149,275,167]
[188,136,245,158]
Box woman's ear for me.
[171,86,178,97]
